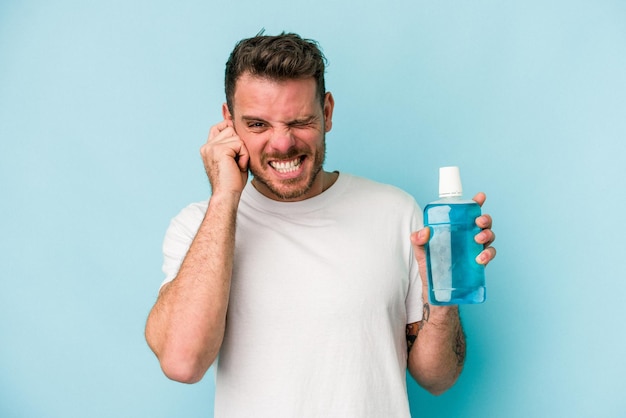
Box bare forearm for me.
[407,303,466,395]
[145,192,239,383]
[406,194,496,395]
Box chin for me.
[270,183,312,200]
[252,175,313,201]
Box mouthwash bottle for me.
[424,166,486,305]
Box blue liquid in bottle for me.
[424,167,486,305]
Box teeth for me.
[270,158,301,173]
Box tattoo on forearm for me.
[406,323,417,352]
[420,303,430,330]
[406,303,431,353]
[454,324,466,367]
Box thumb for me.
[411,227,431,247]
[411,228,431,286]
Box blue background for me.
[1,1,625,417]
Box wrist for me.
[206,191,242,219]
[210,189,243,204]
[421,303,459,328]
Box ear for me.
[222,103,233,121]
[323,92,335,133]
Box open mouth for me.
[269,157,303,174]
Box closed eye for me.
[290,122,312,128]
[288,117,317,128]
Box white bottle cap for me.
[439,166,463,198]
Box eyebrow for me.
[240,115,318,125]
[288,116,318,125]
[241,115,269,124]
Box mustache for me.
[263,147,309,161]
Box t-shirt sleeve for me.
[160,201,207,289]
[405,201,425,324]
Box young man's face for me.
[223,73,334,201]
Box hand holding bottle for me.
[411,167,497,305]
[469,192,497,265]
[413,192,496,264]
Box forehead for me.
[232,74,320,117]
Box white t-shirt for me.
[161,173,424,417]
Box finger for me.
[208,120,235,141]
[475,214,492,229]
[216,119,231,131]
[472,192,486,207]
[475,229,496,247]
[200,129,240,163]
[410,229,431,288]
[476,246,497,265]
[410,227,431,247]
[209,120,228,136]
[236,142,250,173]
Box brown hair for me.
[225,32,327,113]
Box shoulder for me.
[177,200,209,217]
[167,199,209,236]
[342,174,419,209]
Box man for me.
[145,32,496,417]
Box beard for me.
[250,137,326,201]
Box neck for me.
[320,170,338,193]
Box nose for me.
[268,125,296,154]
